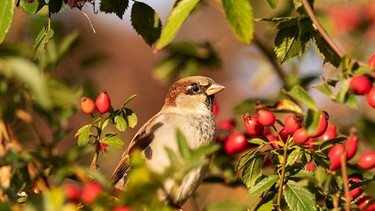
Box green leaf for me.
[104,136,124,148]
[155,0,200,50]
[236,147,260,170]
[286,148,301,167]
[120,94,137,108]
[304,109,321,136]
[274,18,311,63]
[46,79,81,108]
[18,0,46,15]
[153,55,185,82]
[100,0,129,19]
[190,144,219,160]
[283,85,317,111]
[221,0,253,45]
[0,0,13,44]
[334,79,358,109]
[58,30,80,58]
[275,99,303,114]
[77,125,90,146]
[176,130,191,160]
[248,175,278,196]
[4,57,52,109]
[248,138,266,145]
[205,200,248,211]
[131,2,162,46]
[284,181,317,211]
[33,26,54,61]
[115,115,127,132]
[257,200,274,211]
[241,153,263,188]
[266,0,278,9]
[48,0,65,14]
[312,151,330,169]
[313,81,333,97]
[124,108,137,129]
[311,31,341,68]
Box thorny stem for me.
[341,144,351,211]
[90,151,99,169]
[301,0,367,67]
[90,115,104,170]
[276,139,289,210]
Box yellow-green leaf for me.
[283,85,317,111]
[0,0,13,44]
[221,0,254,45]
[155,0,200,50]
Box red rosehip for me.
[310,112,329,138]
[328,144,345,170]
[65,184,81,202]
[217,119,236,132]
[224,132,251,155]
[31,187,40,195]
[348,177,363,199]
[306,137,315,149]
[213,101,219,117]
[359,151,375,170]
[263,155,273,167]
[266,134,279,149]
[80,97,95,114]
[306,160,316,171]
[95,90,111,114]
[369,53,375,67]
[257,109,276,126]
[284,114,303,134]
[357,196,375,211]
[293,128,310,145]
[242,114,264,137]
[344,136,359,160]
[349,75,372,95]
[80,183,102,204]
[216,119,236,142]
[318,124,337,141]
[112,207,132,211]
[97,142,107,152]
[366,86,375,108]
[278,128,290,143]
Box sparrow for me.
[111,76,225,208]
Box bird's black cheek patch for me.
[205,95,214,110]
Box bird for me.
[111,76,225,209]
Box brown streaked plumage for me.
[111,76,225,208]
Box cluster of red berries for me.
[65,183,103,204]
[241,110,329,147]
[80,90,112,115]
[65,183,131,210]
[349,54,375,108]
[235,108,375,208]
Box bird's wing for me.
[110,113,164,186]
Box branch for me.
[252,34,287,84]
[301,0,367,67]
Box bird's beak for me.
[205,82,225,96]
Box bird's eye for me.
[191,84,200,93]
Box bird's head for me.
[163,76,225,114]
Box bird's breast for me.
[142,112,215,173]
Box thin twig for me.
[341,144,351,211]
[252,34,287,84]
[276,140,288,210]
